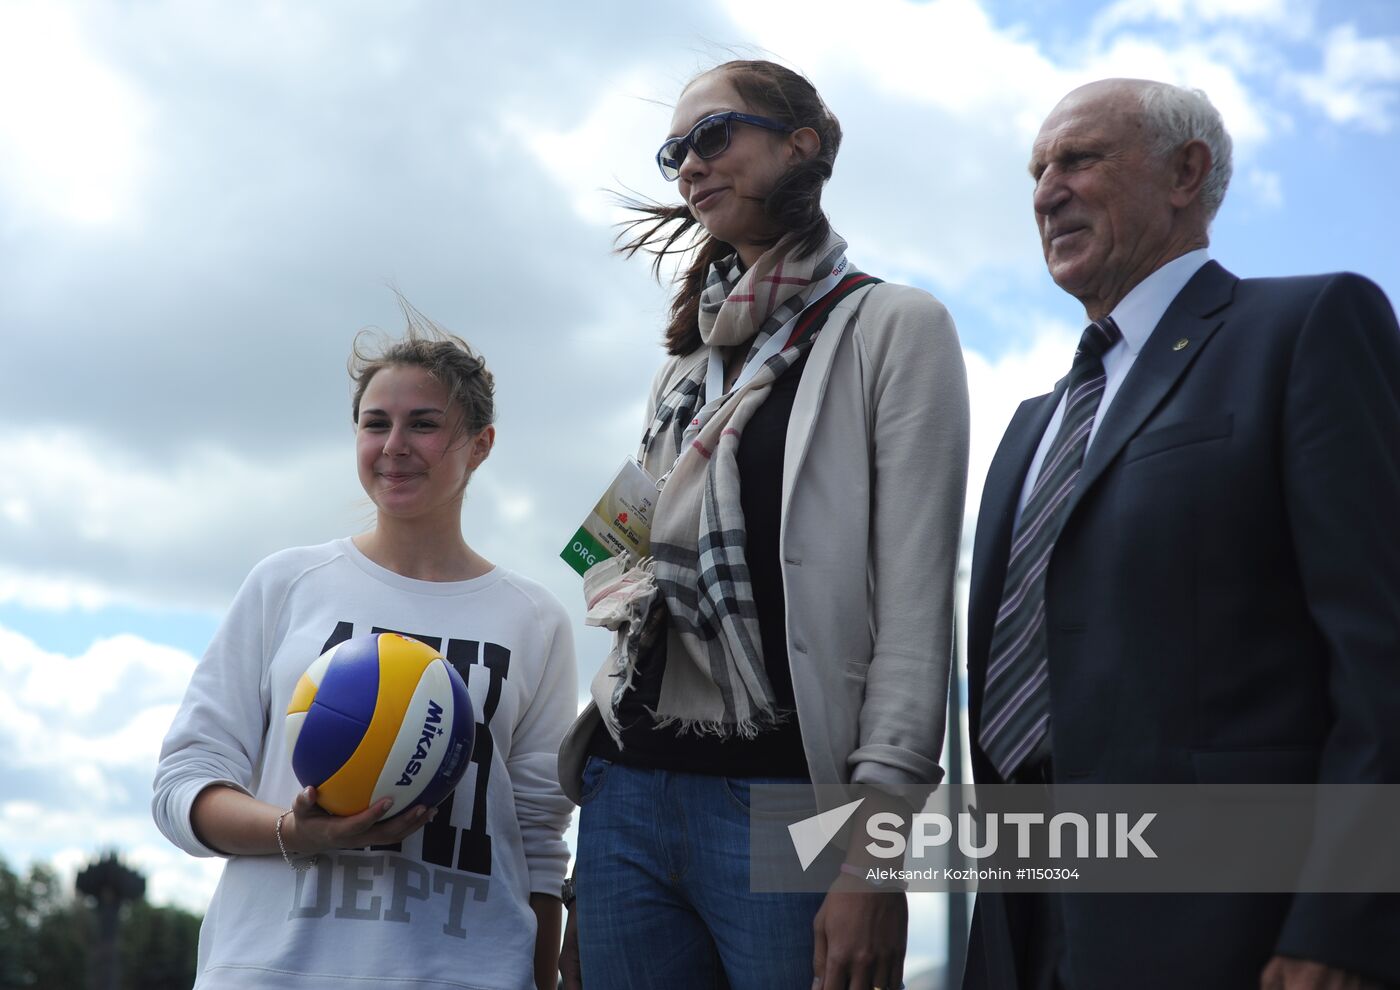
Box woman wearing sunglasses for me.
[558,60,969,990]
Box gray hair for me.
[1137,82,1233,223]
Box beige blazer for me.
[559,282,969,807]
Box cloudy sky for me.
[2,0,1397,972]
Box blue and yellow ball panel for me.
[285,633,475,819]
[286,649,349,787]
[293,706,370,789]
[310,634,382,724]
[286,641,380,789]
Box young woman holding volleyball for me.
[154,312,576,990]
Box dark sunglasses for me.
[655,111,796,181]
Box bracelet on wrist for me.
[276,810,318,872]
[839,861,907,891]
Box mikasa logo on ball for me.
[396,699,447,787]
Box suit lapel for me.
[1058,261,1238,522]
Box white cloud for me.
[1,497,31,526]
[1289,24,1400,132]
[1094,0,1306,32]
[505,66,682,227]
[0,429,357,610]
[0,0,150,225]
[718,0,1060,134]
[675,0,1296,295]
[1085,35,1280,149]
[0,623,218,911]
[0,568,115,610]
[1088,4,1400,140]
[714,0,1302,155]
[0,628,191,767]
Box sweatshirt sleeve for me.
[505,587,579,896]
[151,560,279,858]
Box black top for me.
[587,350,811,778]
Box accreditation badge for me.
[560,459,657,576]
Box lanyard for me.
[693,256,848,440]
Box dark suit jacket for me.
[963,262,1400,989]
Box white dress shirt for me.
[1015,249,1211,521]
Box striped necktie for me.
[979,315,1123,782]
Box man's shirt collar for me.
[1108,249,1211,356]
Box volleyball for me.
[285,632,475,818]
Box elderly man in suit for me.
[963,78,1400,990]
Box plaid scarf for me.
[599,231,850,740]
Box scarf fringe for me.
[643,707,794,741]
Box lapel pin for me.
[1173,338,1190,351]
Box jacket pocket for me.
[1124,414,1233,464]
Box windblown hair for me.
[349,297,495,435]
[617,60,843,355]
[1137,82,1233,224]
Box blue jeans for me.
[575,758,827,989]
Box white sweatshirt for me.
[152,539,576,990]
